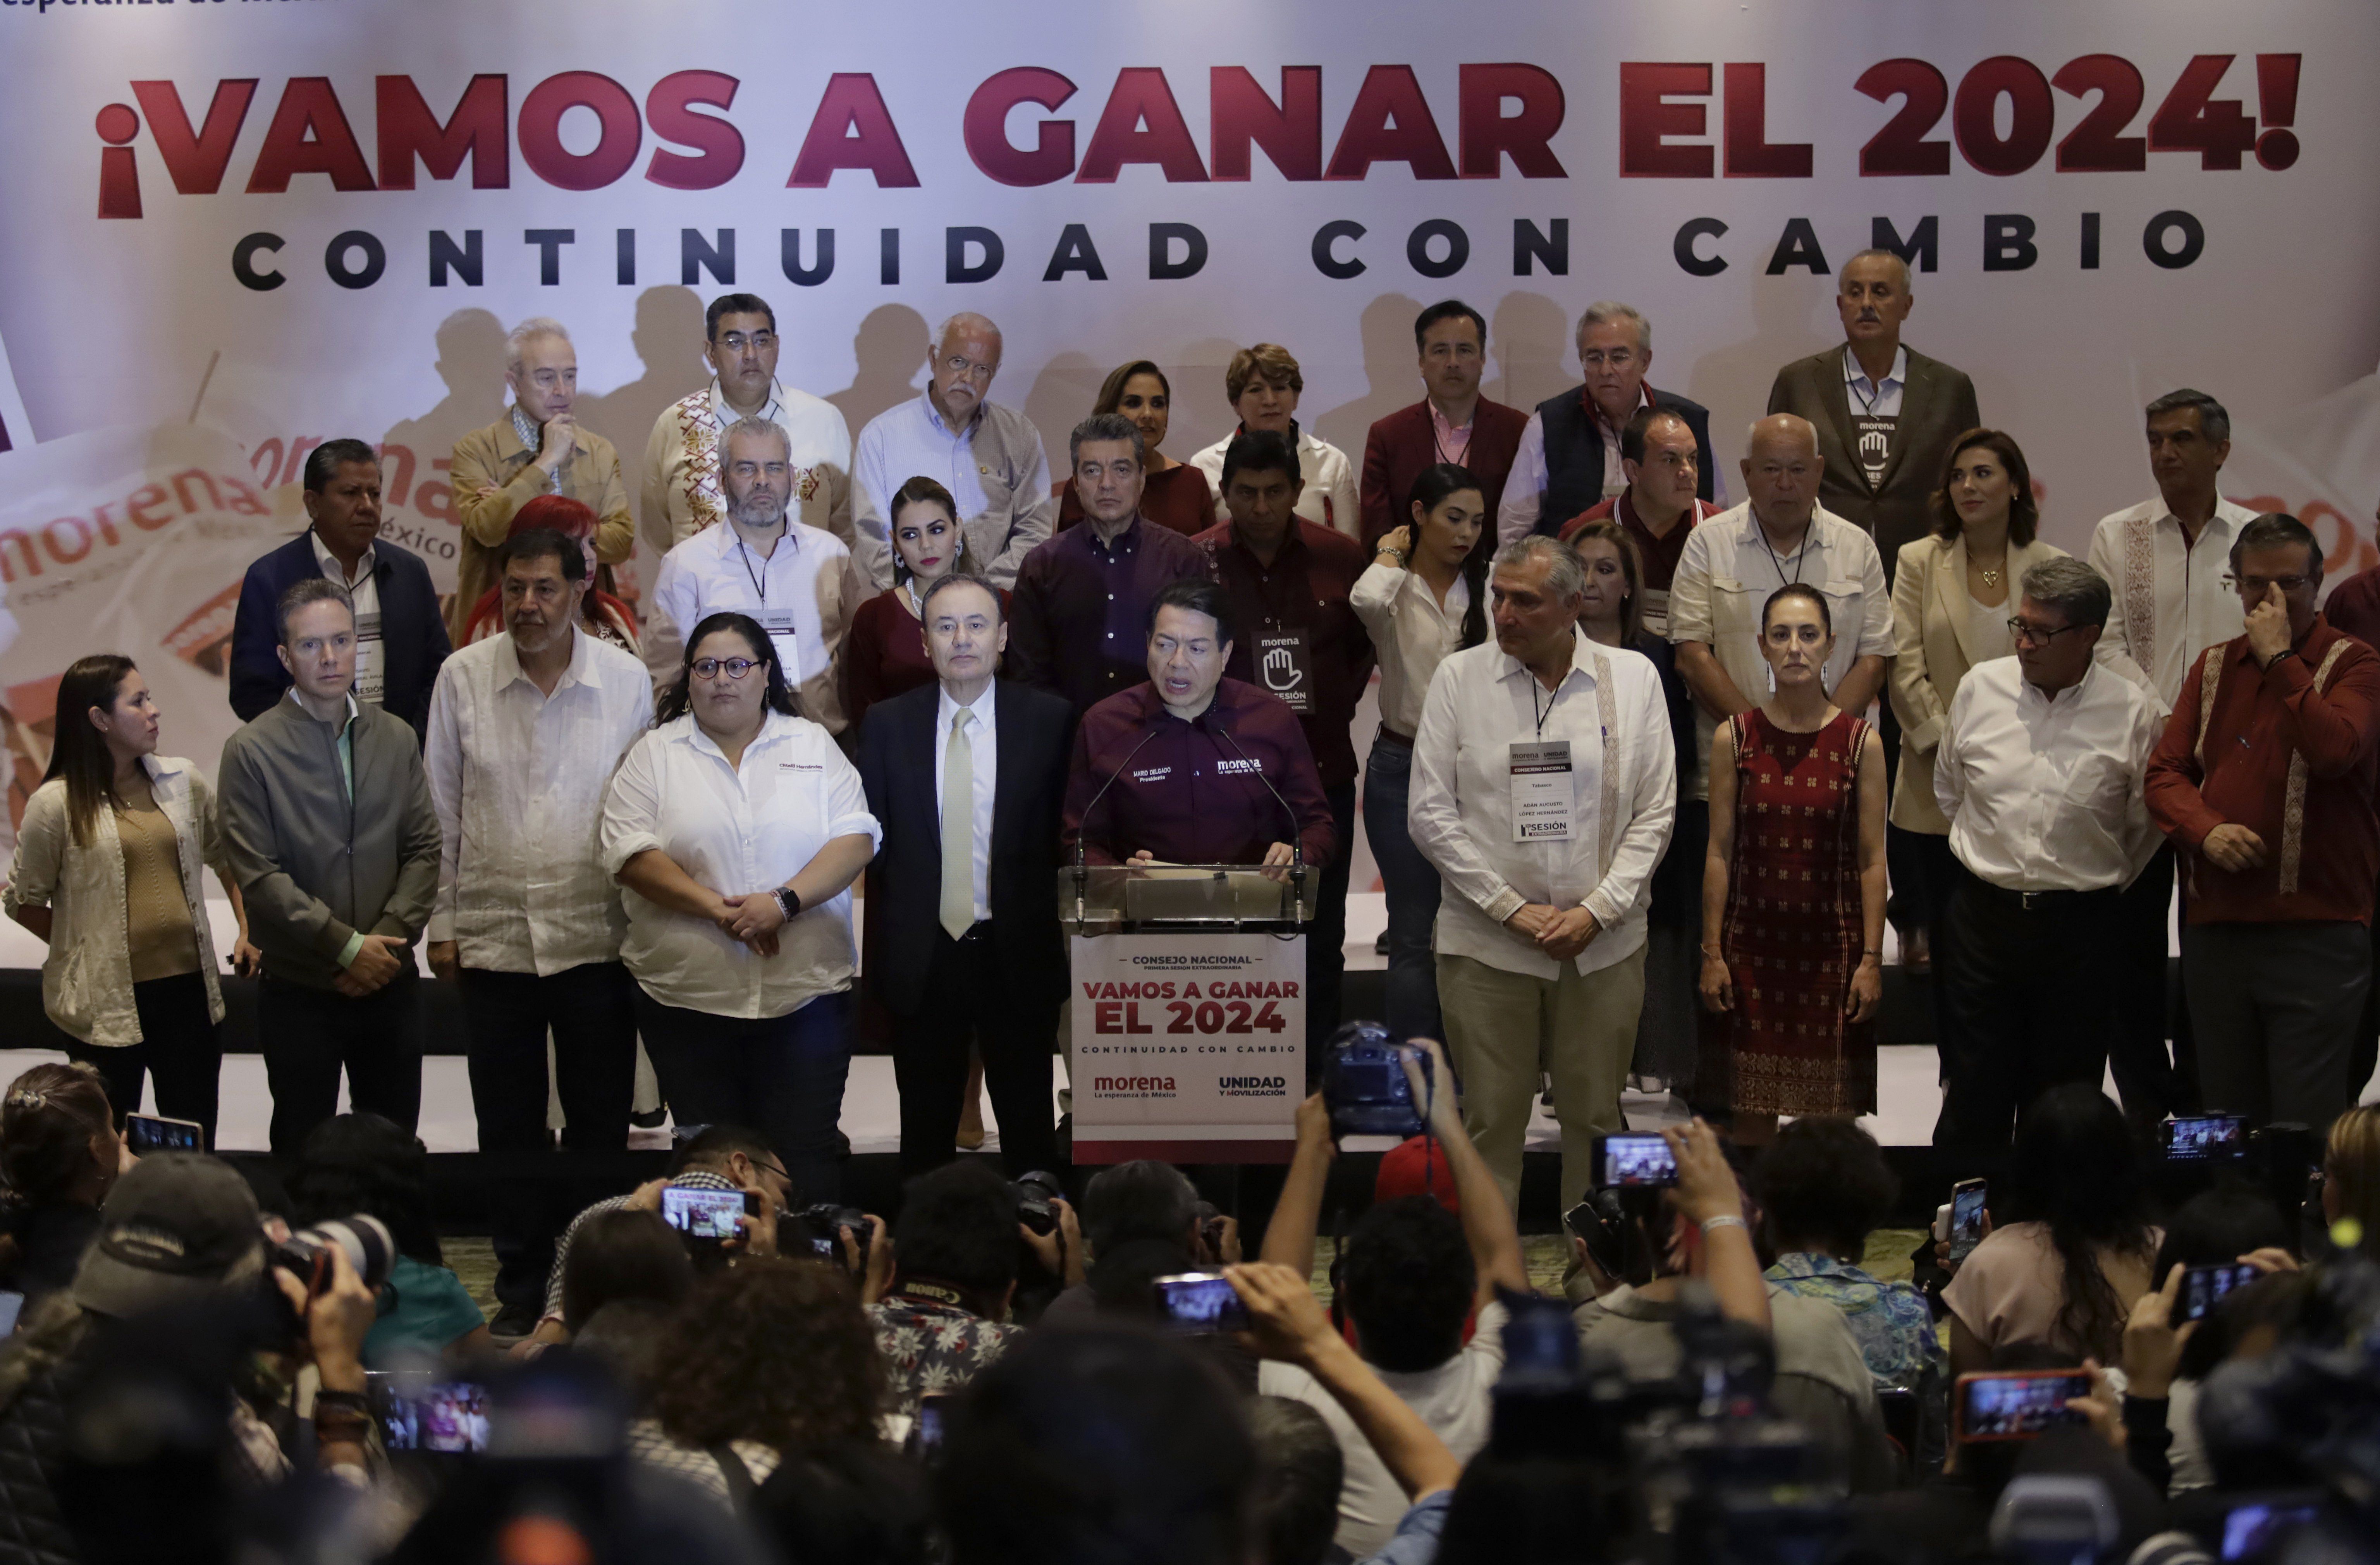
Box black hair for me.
[893,1160,1021,1300]
[1145,577,1236,647]
[1247,1397,1344,1565]
[41,655,139,850]
[1755,1117,1898,1258]
[1407,463,1491,651]
[1435,1455,1629,1565]
[1618,405,1693,468]
[495,525,587,583]
[1761,582,1833,635]
[1219,429,1301,492]
[301,438,378,493]
[706,292,777,339]
[1341,1195,1476,1372]
[759,1446,931,1565]
[2152,1187,2292,1283]
[939,1327,1254,1565]
[2145,387,2231,445]
[561,1207,694,1335]
[275,575,354,647]
[670,1122,777,1169]
[654,611,801,726]
[285,1112,442,1267]
[0,1062,115,1204]
[2228,511,2325,583]
[1081,1160,1199,1257]
[2005,1086,2156,1363]
[1413,299,1487,353]
[1094,359,1173,416]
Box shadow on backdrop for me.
[1023,352,1104,483]
[827,304,930,439]
[1312,292,1425,464]
[1684,276,1835,486]
[575,286,708,494]
[378,309,508,562]
[1491,292,1571,415]
[1172,335,1247,459]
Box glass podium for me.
[1058,863,1315,933]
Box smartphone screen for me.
[1955,1371,2092,1441]
[912,1395,948,1457]
[1600,1133,1678,1188]
[2220,1500,2320,1560]
[1153,1273,1250,1333]
[1949,1181,1987,1262]
[0,1292,23,1337]
[124,1113,203,1154]
[2164,1114,2247,1159]
[2181,1262,2262,1324]
[368,1372,492,1454]
[660,1186,751,1241]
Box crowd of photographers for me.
[0,1038,2376,1565]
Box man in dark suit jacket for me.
[1360,300,1529,545]
[1765,249,1981,587]
[1496,301,1716,545]
[857,571,1073,1177]
[228,438,451,740]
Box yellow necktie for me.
[940,709,976,940]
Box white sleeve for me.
[1668,526,1716,646]
[1495,413,1548,547]
[1854,538,1894,658]
[599,734,666,876]
[817,739,884,851]
[643,550,693,689]
[423,665,465,944]
[1350,561,1403,638]
[1408,663,1524,923]
[2087,516,2135,673]
[1583,666,1678,932]
[1933,679,1972,826]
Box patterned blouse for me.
[867,1290,1022,1418]
[1765,1252,1945,1391]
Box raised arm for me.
[1405,1037,1527,1299]
[1257,1094,1335,1276]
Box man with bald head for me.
[853,311,1056,591]
[1669,414,1892,807]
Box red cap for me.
[1373,1134,1460,1212]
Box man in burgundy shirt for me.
[1359,299,1528,546]
[2312,492,2380,1100]
[1558,406,1724,640]
[1009,412,1211,717]
[2146,513,2380,1132]
[1197,430,1373,1049]
[1064,578,1336,878]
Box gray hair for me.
[503,316,571,380]
[276,575,355,647]
[1492,534,1587,602]
[2145,387,2232,446]
[918,571,1003,625]
[2020,557,2113,631]
[1069,411,1145,471]
[1838,248,1913,293]
[721,415,793,463]
[1577,300,1650,354]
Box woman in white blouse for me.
[1887,430,2065,973]
[600,612,879,1202]
[1350,463,1489,1039]
[4,655,259,1148]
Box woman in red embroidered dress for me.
[1698,583,1888,1145]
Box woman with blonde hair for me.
[2320,1101,2380,1257]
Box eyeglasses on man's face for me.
[2007,618,2087,648]
[2224,573,2314,597]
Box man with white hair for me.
[1496,301,1720,546]
[851,311,1056,591]
[1409,533,1677,1212]
[449,316,635,644]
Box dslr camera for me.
[1320,1020,1434,1140]
[1009,1169,1065,1237]
[800,1204,871,1269]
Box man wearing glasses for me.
[1929,558,2166,1151]
[1496,301,1719,546]
[640,291,855,554]
[647,418,867,733]
[2146,514,2380,1135]
[852,311,1056,591]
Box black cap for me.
[72,1153,263,1319]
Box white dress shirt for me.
[1842,344,1909,418]
[599,710,882,1019]
[1189,426,1360,538]
[851,392,1055,590]
[1667,502,1894,798]
[425,626,655,975]
[1934,657,2166,894]
[935,684,997,924]
[1408,628,1676,979]
[311,532,383,707]
[1350,560,1472,736]
[640,378,855,554]
[2087,497,2259,705]
[1496,389,1727,546]
[647,518,862,733]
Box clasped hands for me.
[712,887,787,955]
[1505,901,1599,962]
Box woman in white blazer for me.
[1889,429,2067,969]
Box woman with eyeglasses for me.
[1885,430,2065,979]
[601,612,879,1204]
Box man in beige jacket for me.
[447,318,635,644]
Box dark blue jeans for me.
[632,984,853,1205]
[1360,734,1443,1041]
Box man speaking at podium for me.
[1063,579,1336,881]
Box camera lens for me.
[279,1214,395,1293]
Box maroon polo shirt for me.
[1007,514,1213,718]
[1558,492,1723,591]
[1192,519,1374,790]
[1064,678,1337,868]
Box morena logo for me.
[1093,1076,1175,1093]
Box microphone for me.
[1212,722,1310,914]
[1071,726,1162,920]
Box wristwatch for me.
[774,887,801,922]
[1377,546,1408,566]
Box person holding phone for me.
[600,613,879,1204]
[1697,584,1888,1145]
[6,656,261,1150]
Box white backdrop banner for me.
[1,0,2376,819]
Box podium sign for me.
[1069,931,1305,1164]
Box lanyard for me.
[1845,350,1890,417]
[1530,673,1559,737]
[736,533,773,605]
[1757,526,1811,587]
